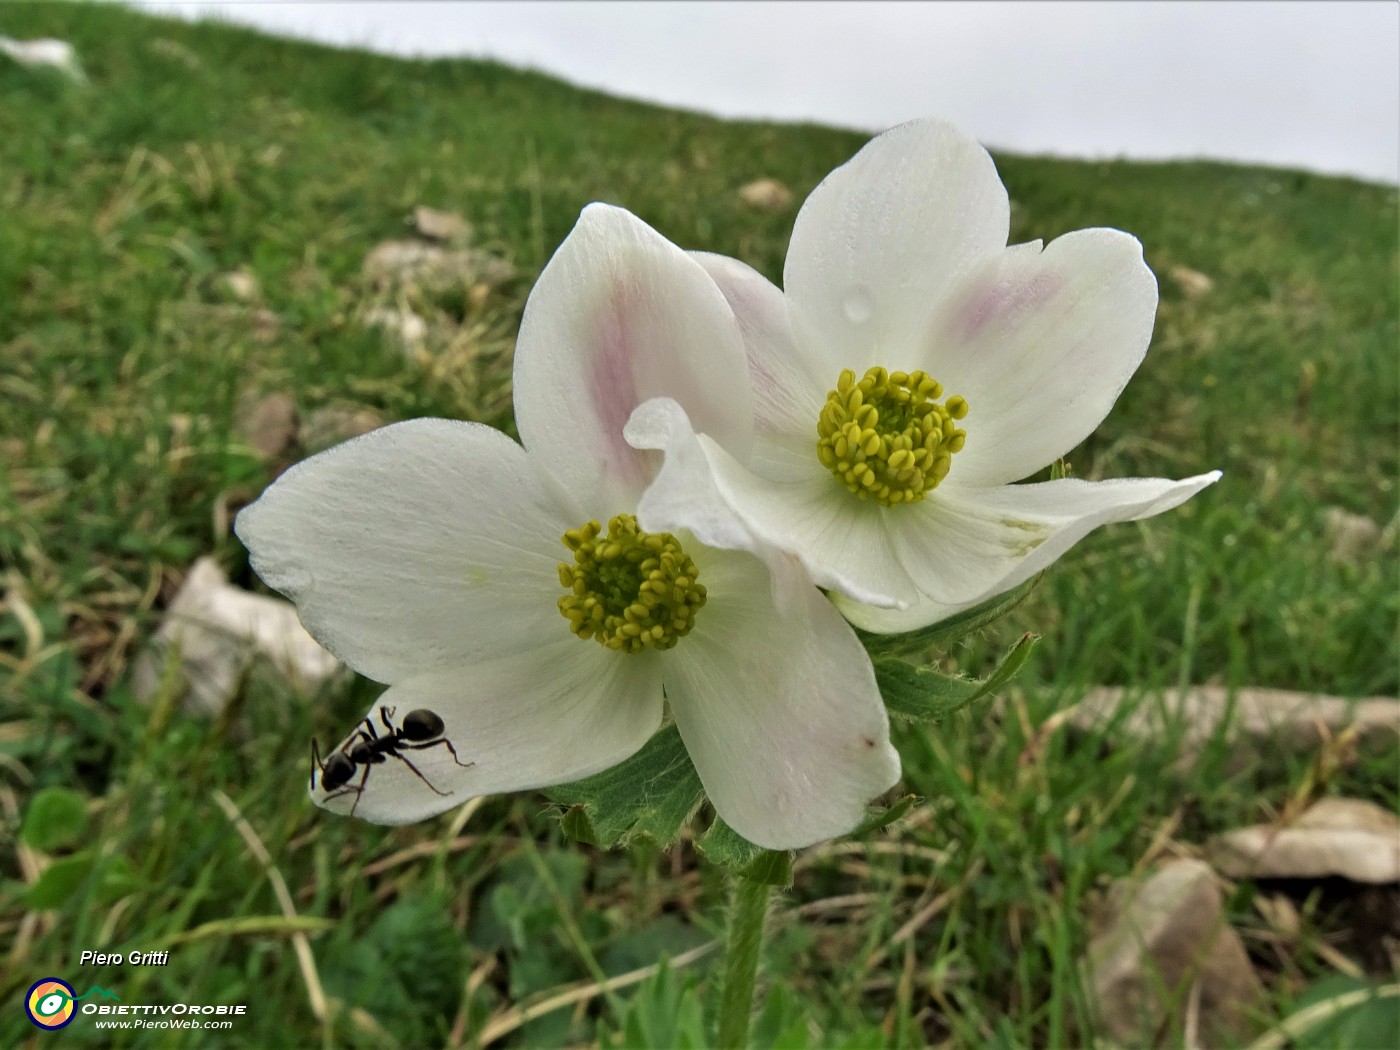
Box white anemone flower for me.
[235,205,899,851]
[626,119,1221,633]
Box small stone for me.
[235,391,297,461]
[1324,506,1383,565]
[221,268,260,302]
[1086,860,1263,1046]
[362,240,513,292]
[364,305,428,351]
[413,205,471,242]
[131,558,340,716]
[299,402,386,453]
[1210,797,1400,884]
[0,36,86,83]
[738,178,793,212]
[1169,265,1214,298]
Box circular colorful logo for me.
[25,978,77,1030]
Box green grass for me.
[2,4,1397,1048]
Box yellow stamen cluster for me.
[558,514,706,653]
[816,366,969,507]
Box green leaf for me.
[1283,974,1400,1049]
[603,959,708,1050]
[696,820,792,884]
[750,983,813,1050]
[26,852,95,909]
[21,785,88,851]
[26,851,139,910]
[857,573,1043,658]
[876,632,1037,721]
[559,804,598,846]
[546,724,704,849]
[846,794,921,839]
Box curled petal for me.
[513,204,752,516]
[312,640,664,824]
[235,419,573,683]
[666,548,901,850]
[835,472,1223,633]
[926,229,1160,487]
[627,397,913,610]
[784,118,1010,378]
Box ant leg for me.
[403,737,475,769]
[393,752,452,796]
[379,706,397,733]
[360,715,380,743]
[310,739,324,790]
[347,762,372,818]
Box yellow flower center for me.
[557,514,706,652]
[816,367,969,507]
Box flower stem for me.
[716,871,771,1049]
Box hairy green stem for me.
[715,873,771,1049]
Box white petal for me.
[235,419,575,683]
[626,398,764,555]
[312,639,664,824]
[689,251,827,465]
[835,472,1222,632]
[513,204,752,517]
[627,399,914,609]
[665,548,901,850]
[784,119,1010,377]
[925,229,1160,486]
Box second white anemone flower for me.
[235,205,899,851]
[627,119,1221,632]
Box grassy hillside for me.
[1,4,1396,1048]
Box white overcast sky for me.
[120,1,1397,183]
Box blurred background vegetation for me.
[1,4,1395,1047]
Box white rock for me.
[0,36,86,83]
[738,178,793,211]
[364,305,428,350]
[132,558,339,715]
[221,268,260,303]
[1169,264,1214,298]
[1071,685,1399,769]
[1210,797,1400,884]
[362,240,513,291]
[413,205,470,242]
[1087,860,1263,1046]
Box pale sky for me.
[121,1,1398,183]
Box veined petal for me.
[689,251,827,458]
[926,229,1160,487]
[665,548,901,850]
[784,119,1009,377]
[627,398,914,610]
[835,472,1222,632]
[235,419,573,684]
[312,639,664,823]
[513,204,752,517]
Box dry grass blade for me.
[213,790,330,1026]
[1246,982,1400,1050]
[474,939,719,1047]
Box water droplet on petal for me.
[842,285,875,324]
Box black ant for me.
[310,706,473,815]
